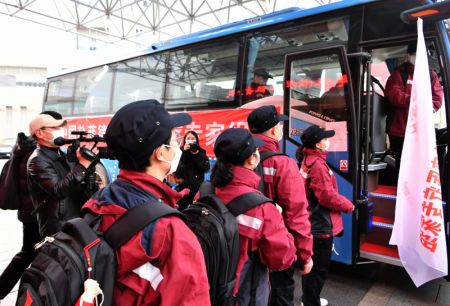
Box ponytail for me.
[211,160,233,187]
[295,144,305,166]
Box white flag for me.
[389,18,447,287]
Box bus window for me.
[165,39,239,107]
[243,18,349,104]
[45,75,76,116]
[288,52,349,152]
[112,54,168,111]
[73,66,113,115]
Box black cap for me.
[301,125,335,148]
[105,99,192,163]
[254,68,273,79]
[247,105,288,133]
[407,42,417,55]
[214,128,263,164]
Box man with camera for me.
[27,111,98,237]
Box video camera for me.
[54,131,112,163]
[55,131,113,197]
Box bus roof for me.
[50,0,433,78]
[48,0,376,78]
[148,0,377,52]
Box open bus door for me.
[283,46,358,265]
[355,0,450,270]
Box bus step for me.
[371,185,397,196]
[365,221,393,246]
[369,196,396,220]
[372,216,393,229]
[360,242,401,266]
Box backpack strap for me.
[198,181,214,197]
[226,192,274,217]
[259,150,285,161]
[399,63,433,88]
[256,151,287,192]
[104,200,185,250]
[370,75,385,94]
[228,192,274,305]
[399,64,409,88]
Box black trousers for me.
[0,221,41,299]
[301,237,333,306]
[389,135,405,182]
[269,265,295,306]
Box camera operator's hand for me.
[76,147,99,169]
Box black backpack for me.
[254,150,286,193]
[16,199,184,306]
[184,182,274,306]
[0,133,36,210]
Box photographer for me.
[175,131,209,210]
[27,111,98,237]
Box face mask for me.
[409,55,416,65]
[50,129,65,146]
[253,150,261,169]
[186,139,196,145]
[161,145,183,175]
[278,126,284,142]
[322,139,330,151]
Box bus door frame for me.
[283,46,359,265]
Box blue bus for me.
[43,0,450,269]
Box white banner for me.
[389,18,447,287]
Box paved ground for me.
[0,210,22,305]
[0,207,449,306]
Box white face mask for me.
[186,139,196,145]
[253,150,261,169]
[409,54,416,65]
[161,145,183,175]
[279,127,284,142]
[50,129,65,146]
[323,138,330,151]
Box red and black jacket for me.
[301,148,353,237]
[82,170,210,306]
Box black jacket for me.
[176,148,210,210]
[27,146,91,237]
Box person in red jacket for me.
[247,105,313,306]
[82,99,210,306]
[385,42,443,180]
[212,128,296,306]
[299,125,354,306]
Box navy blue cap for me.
[254,68,273,79]
[105,99,191,162]
[214,128,263,164]
[247,105,288,133]
[301,125,335,148]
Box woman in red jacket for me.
[212,128,296,306]
[299,125,354,306]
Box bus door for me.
[283,46,358,265]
